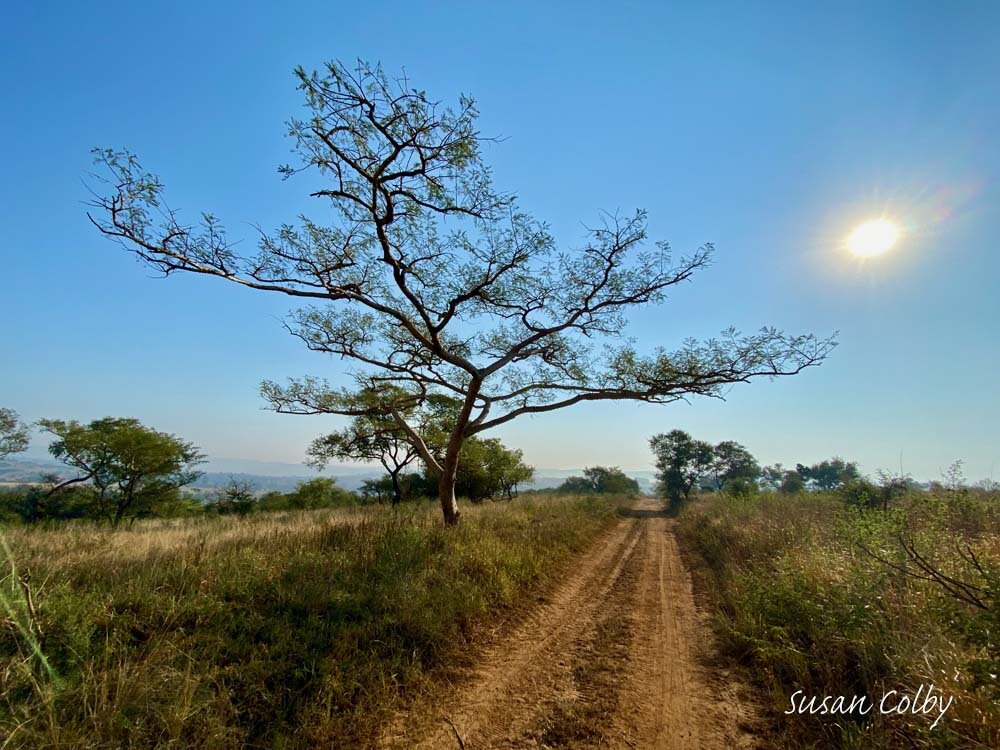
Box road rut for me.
[381,498,756,749]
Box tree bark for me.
[438,479,460,524]
[434,379,482,525]
[390,471,402,506]
[438,448,461,525]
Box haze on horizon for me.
[2,2,998,483]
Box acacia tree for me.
[708,440,760,490]
[450,437,533,501]
[89,59,835,525]
[40,417,203,526]
[308,413,418,505]
[796,457,860,490]
[584,467,641,495]
[0,408,29,459]
[650,430,715,509]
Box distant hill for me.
[0,456,62,484]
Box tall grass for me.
[678,488,1000,749]
[0,496,616,748]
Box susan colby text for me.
[785,684,954,730]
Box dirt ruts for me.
[380,498,757,749]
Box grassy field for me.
[0,496,617,749]
[678,486,1000,749]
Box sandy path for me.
[380,498,756,750]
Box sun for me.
[847,219,900,258]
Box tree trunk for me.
[438,448,461,525]
[435,378,481,526]
[390,471,402,506]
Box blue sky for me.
[2,1,998,481]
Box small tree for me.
[449,437,533,502]
[779,470,806,494]
[761,463,805,494]
[490,442,534,500]
[796,458,860,490]
[359,476,393,504]
[287,477,355,509]
[708,440,759,491]
[650,430,714,509]
[308,413,418,505]
[557,467,640,495]
[90,59,835,524]
[0,408,29,459]
[557,476,596,494]
[39,417,203,526]
[210,477,258,515]
[584,466,641,495]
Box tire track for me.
[380,499,756,750]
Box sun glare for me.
[847,219,900,258]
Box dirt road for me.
[381,498,756,749]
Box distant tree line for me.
[0,407,538,525]
[649,428,870,509]
[205,476,357,516]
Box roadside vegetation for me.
[0,495,617,748]
[677,465,1000,749]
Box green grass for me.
[677,488,1000,749]
[0,496,616,748]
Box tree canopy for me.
[796,458,860,490]
[708,440,760,490]
[451,437,533,501]
[90,59,835,524]
[0,408,29,459]
[308,411,418,505]
[650,430,715,508]
[557,466,641,495]
[40,417,203,526]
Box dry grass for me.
[0,496,616,749]
[678,489,1000,749]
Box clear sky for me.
[2,1,998,481]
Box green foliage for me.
[453,438,534,502]
[256,478,355,512]
[359,473,431,504]
[557,476,595,494]
[778,470,805,494]
[708,440,760,490]
[0,408,30,459]
[839,477,881,508]
[649,429,714,508]
[38,418,203,526]
[0,479,96,523]
[722,476,757,499]
[0,497,614,748]
[359,476,394,504]
[556,466,640,495]
[796,457,860,490]
[308,411,418,504]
